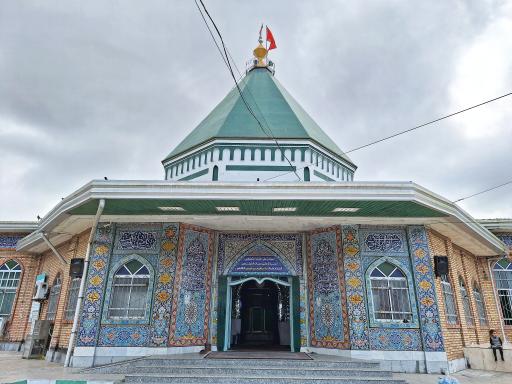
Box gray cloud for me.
[1,0,511,220]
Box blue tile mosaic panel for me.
[151,224,180,346]
[0,235,24,249]
[359,228,408,257]
[369,328,422,351]
[497,234,512,248]
[407,226,444,352]
[114,227,160,253]
[218,233,303,276]
[307,226,349,349]
[169,224,214,346]
[77,224,115,346]
[341,225,370,350]
[98,325,150,347]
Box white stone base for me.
[464,344,511,372]
[0,341,23,351]
[303,347,449,374]
[72,346,204,368]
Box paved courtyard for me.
[1,351,512,384]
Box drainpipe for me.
[487,257,508,345]
[41,233,68,265]
[64,199,105,367]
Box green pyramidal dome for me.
[164,67,354,166]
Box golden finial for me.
[253,24,267,67]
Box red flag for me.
[266,26,277,50]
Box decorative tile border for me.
[151,223,180,346]
[341,225,370,350]
[407,226,444,352]
[77,224,115,346]
[168,224,214,347]
[369,328,422,351]
[307,226,350,349]
[497,234,512,248]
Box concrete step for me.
[127,365,393,378]
[125,373,407,384]
[135,357,380,370]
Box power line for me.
[453,179,512,203]
[345,91,512,154]
[194,0,302,181]
[263,91,512,181]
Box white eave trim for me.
[15,180,507,255]
[0,221,39,233]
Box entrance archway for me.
[221,276,298,352]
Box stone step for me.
[124,373,407,384]
[128,365,393,378]
[136,357,380,370]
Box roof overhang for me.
[16,180,507,257]
[478,219,512,233]
[0,221,39,233]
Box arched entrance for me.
[218,276,300,352]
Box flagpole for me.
[264,24,268,64]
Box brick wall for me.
[0,245,39,344]
[36,229,91,351]
[427,229,506,362]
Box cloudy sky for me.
[1,0,511,221]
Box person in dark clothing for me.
[489,329,505,362]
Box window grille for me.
[369,261,412,321]
[64,277,81,320]
[441,274,458,324]
[459,277,474,326]
[46,274,62,321]
[493,258,512,326]
[107,259,150,320]
[473,284,488,326]
[0,260,21,317]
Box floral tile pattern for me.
[150,223,179,346]
[407,226,444,352]
[0,235,24,249]
[307,226,349,349]
[369,328,422,351]
[342,225,370,350]
[168,224,214,346]
[77,224,115,346]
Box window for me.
[459,277,474,326]
[369,261,412,321]
[441,274,458,324]
[46,274,62,321]
[0,260,21,317]
[108,259,150,320]
[493,258,512,326]
[212,165,219,181]
[64,277,81,320]
[304,167,310,182]
[473,284,488,326]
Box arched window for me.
[64,277,81,320]
[369,261,412,321]
[108,259,150,320]
[440,274,458,324]
[0,260,21,318]
[46,274,62,321]
[459,276,474,326]
[493,258,512,325]
[212,165,219,181]
[303,167,310,182]
[473,283,488,326]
